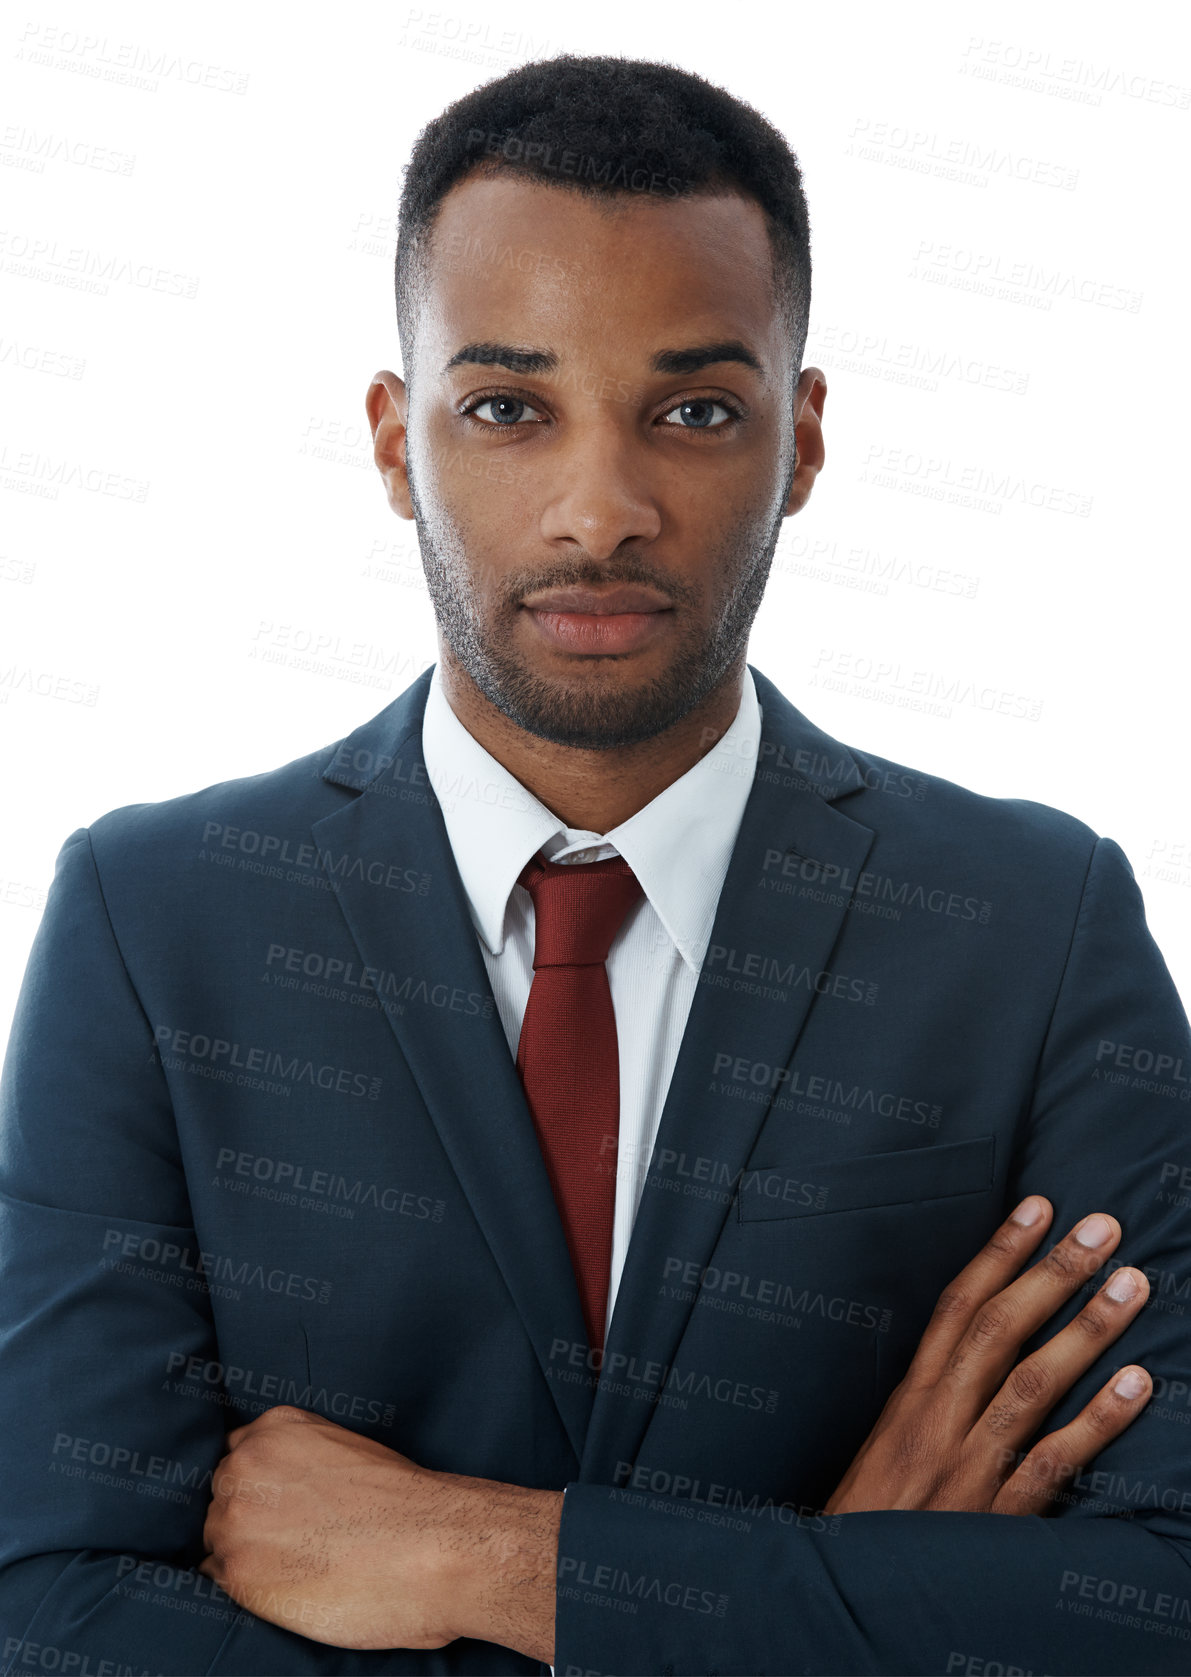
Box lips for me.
[522,606,673,655]
[519,585,671,615]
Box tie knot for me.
[516,851,643,968]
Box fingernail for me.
[1011,1196,1044,1227]
[1106,1268,1140,1302]
[1113,1367,1148,1399]
[1074,1214,1114,1248]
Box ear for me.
[366,370,413,519]
[783,366,827,517]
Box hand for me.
[824,1196,1153,1516]
[196,1405,561,1659]
[196,1405,458,1649]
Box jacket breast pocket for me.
[737,1133,996,1223]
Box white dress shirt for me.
[419,660,762,1341]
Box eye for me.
[660,398,739,430]
[463,395,546,426]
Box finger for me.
[972,1266,1150,1454]
[904,1196,1054,1386]
[943,1210,1123,1405]
[224,1405,314,1450]
[990,1363,1153,1517]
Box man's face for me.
[372,171,825,749]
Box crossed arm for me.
[5,831,1191,1672]
[197,1193,1158,1664]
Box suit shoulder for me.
[79,735,353,876]
[846,741,1102,873]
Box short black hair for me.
[394,54,812,389]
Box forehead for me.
[416,171,783,369]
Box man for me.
[2,52,1190,1677]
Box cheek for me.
[695,491,778,570]
[414,409,533,514]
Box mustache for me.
[500,555,701,609]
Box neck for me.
[436,645,747,834]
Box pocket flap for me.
[738,1134,997,1222]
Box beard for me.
[406,451,795,750]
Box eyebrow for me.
[650,340,763,375]
[443,339,763,377]
[444,342,558,374]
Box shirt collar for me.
[420,662,762,975]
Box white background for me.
[2,0,1189,1045]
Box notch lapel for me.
[310,668,594,1461]
[578,666,876,1478]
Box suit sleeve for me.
[0,828,356,1675]
[553,836,1191,1676]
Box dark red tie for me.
[515,851,643,1354]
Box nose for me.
[538,418,663,560]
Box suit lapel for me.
[578,665,875,1479]
[310,668,594,1461]
[309,662,873,1475]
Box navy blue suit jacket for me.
[3,662,1191,1676]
